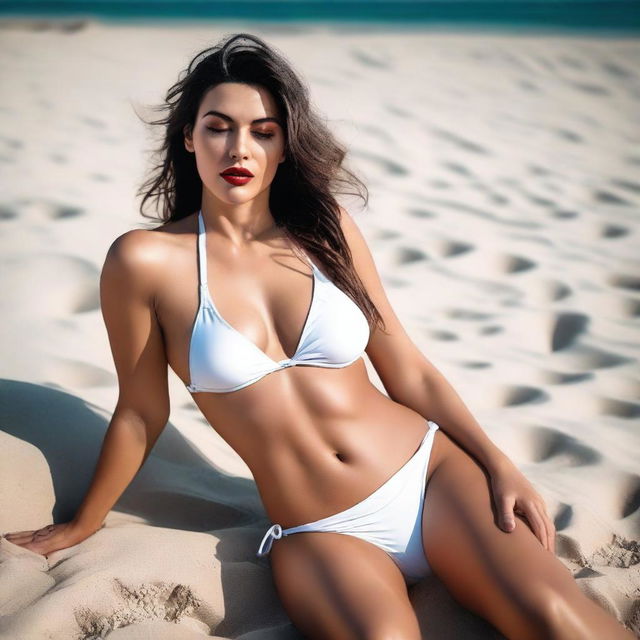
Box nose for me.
[229,128,250,160]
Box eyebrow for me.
[202,110,281,125]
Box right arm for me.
[3,230,171,555]
[72,229,171,534]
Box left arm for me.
[337,206,556,552]
[336,205,507,470]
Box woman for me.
[3,33,633,639]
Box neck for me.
[200,190,277,248]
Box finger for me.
[498,495,517,531]
[534,504,551,552]
[6,528,56,546]
[540,505,556,554]
[533,500,556,554]
[6,538,41,549]
[521,502,547,551]
[3,530,38,539]
[2,535,48,554]
[3,531,39,543]
[521,503,547,549]
[5,524,55,539]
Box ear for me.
[183,124,194,153]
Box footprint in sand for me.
[406,207,438,219]
[590,534,640,569]
[521,425,602,467]
[600,223,629,238]
[608,272,640,292]
[495,384,549,407]
[550,312,590,351]
[552,344,633,371]
[597,396,640,419]
[555,502,574,530]
[75,579,202,639]
[351,148,408,177]
[593,189,629,205]
[1,253,100,315]
[538,369,593,384]
[612,178,640,195]
[0,204,18,220]
[393,246,428,266]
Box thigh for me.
[269,530,421,640]
[422,430,583,640]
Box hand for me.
[488,459,556,554]
[1,521,98,558]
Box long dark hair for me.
[136,32,385,334]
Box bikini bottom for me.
[257,419,440,585]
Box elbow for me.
[113,401,170,442]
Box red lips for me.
[220,166,254,177]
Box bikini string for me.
[257,523,284,557]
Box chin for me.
[214,191,258,205]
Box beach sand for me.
[0,19,638,638]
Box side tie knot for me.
[257,523,283,557]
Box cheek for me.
[197,134,224,155]
[267,140,285,164]
[268,147,282,164]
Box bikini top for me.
[186,210,371,394]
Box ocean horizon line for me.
[0,0,639,34]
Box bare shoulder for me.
[334,204,385,304]
[335,204,363,244]
[104,227,168,269]
[101,226,174,295]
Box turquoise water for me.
[1,1,639,34]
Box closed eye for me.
[206,127,274,139]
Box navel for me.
[334,452,347,463]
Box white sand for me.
[0,19,638,638]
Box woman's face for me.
[184,82,286,206]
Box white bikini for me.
[187,209,440,584]
[186,209,370,393]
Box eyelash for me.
[206,127,274,139]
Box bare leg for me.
[269,530,421,640]
[422,429,635,640]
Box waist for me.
[249,397,430,527]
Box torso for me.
[151,212,430,527]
